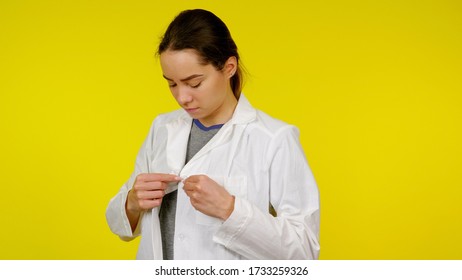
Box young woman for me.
[106,9,320,260]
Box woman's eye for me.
[191,82,202,88]
[168,83,177,88]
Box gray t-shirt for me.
[159,119,223,260]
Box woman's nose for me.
[176,87,193,105]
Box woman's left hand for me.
[183,175,235,221]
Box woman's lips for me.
[185,107,199,114]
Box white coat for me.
[106,94,320,259]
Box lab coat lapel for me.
[185,122,233,165]
[165,113,192,178]
[164,94,256,175]
[183,94,257,171]
[151,114,192,260]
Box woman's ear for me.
[224,56,238,78]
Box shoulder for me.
[248,109,299,140]
[144,109,186,145]
[151,109,187,130]
[245,110,303,170]
[151,109,186,126]
[237,94,298,139]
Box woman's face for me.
[160,49,237,126]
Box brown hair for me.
[158,9,243,99]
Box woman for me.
[106,9,320,260]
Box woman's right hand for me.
[125,173,181,231]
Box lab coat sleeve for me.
[105,120,155,241]
[213,126,320,259]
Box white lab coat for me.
[106,94,320,259]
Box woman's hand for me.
[126,173,181,231]
[183,175,235,221]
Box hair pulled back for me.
[158,9,243,99]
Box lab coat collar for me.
[230,93,257,125]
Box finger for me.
[138,173,181,183]
[183,181,198,192]
[134,181,168,191]
[183,175,201,184]
[184,188,198,200]
[139,198,163,210]
[183,182,194,194]
[136,190,165,200]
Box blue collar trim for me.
[193,119,224,131]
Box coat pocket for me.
[224,175,248,199]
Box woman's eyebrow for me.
[162,74,204,82]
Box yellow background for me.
[1,0,461,259]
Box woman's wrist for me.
[221,195,235,221]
